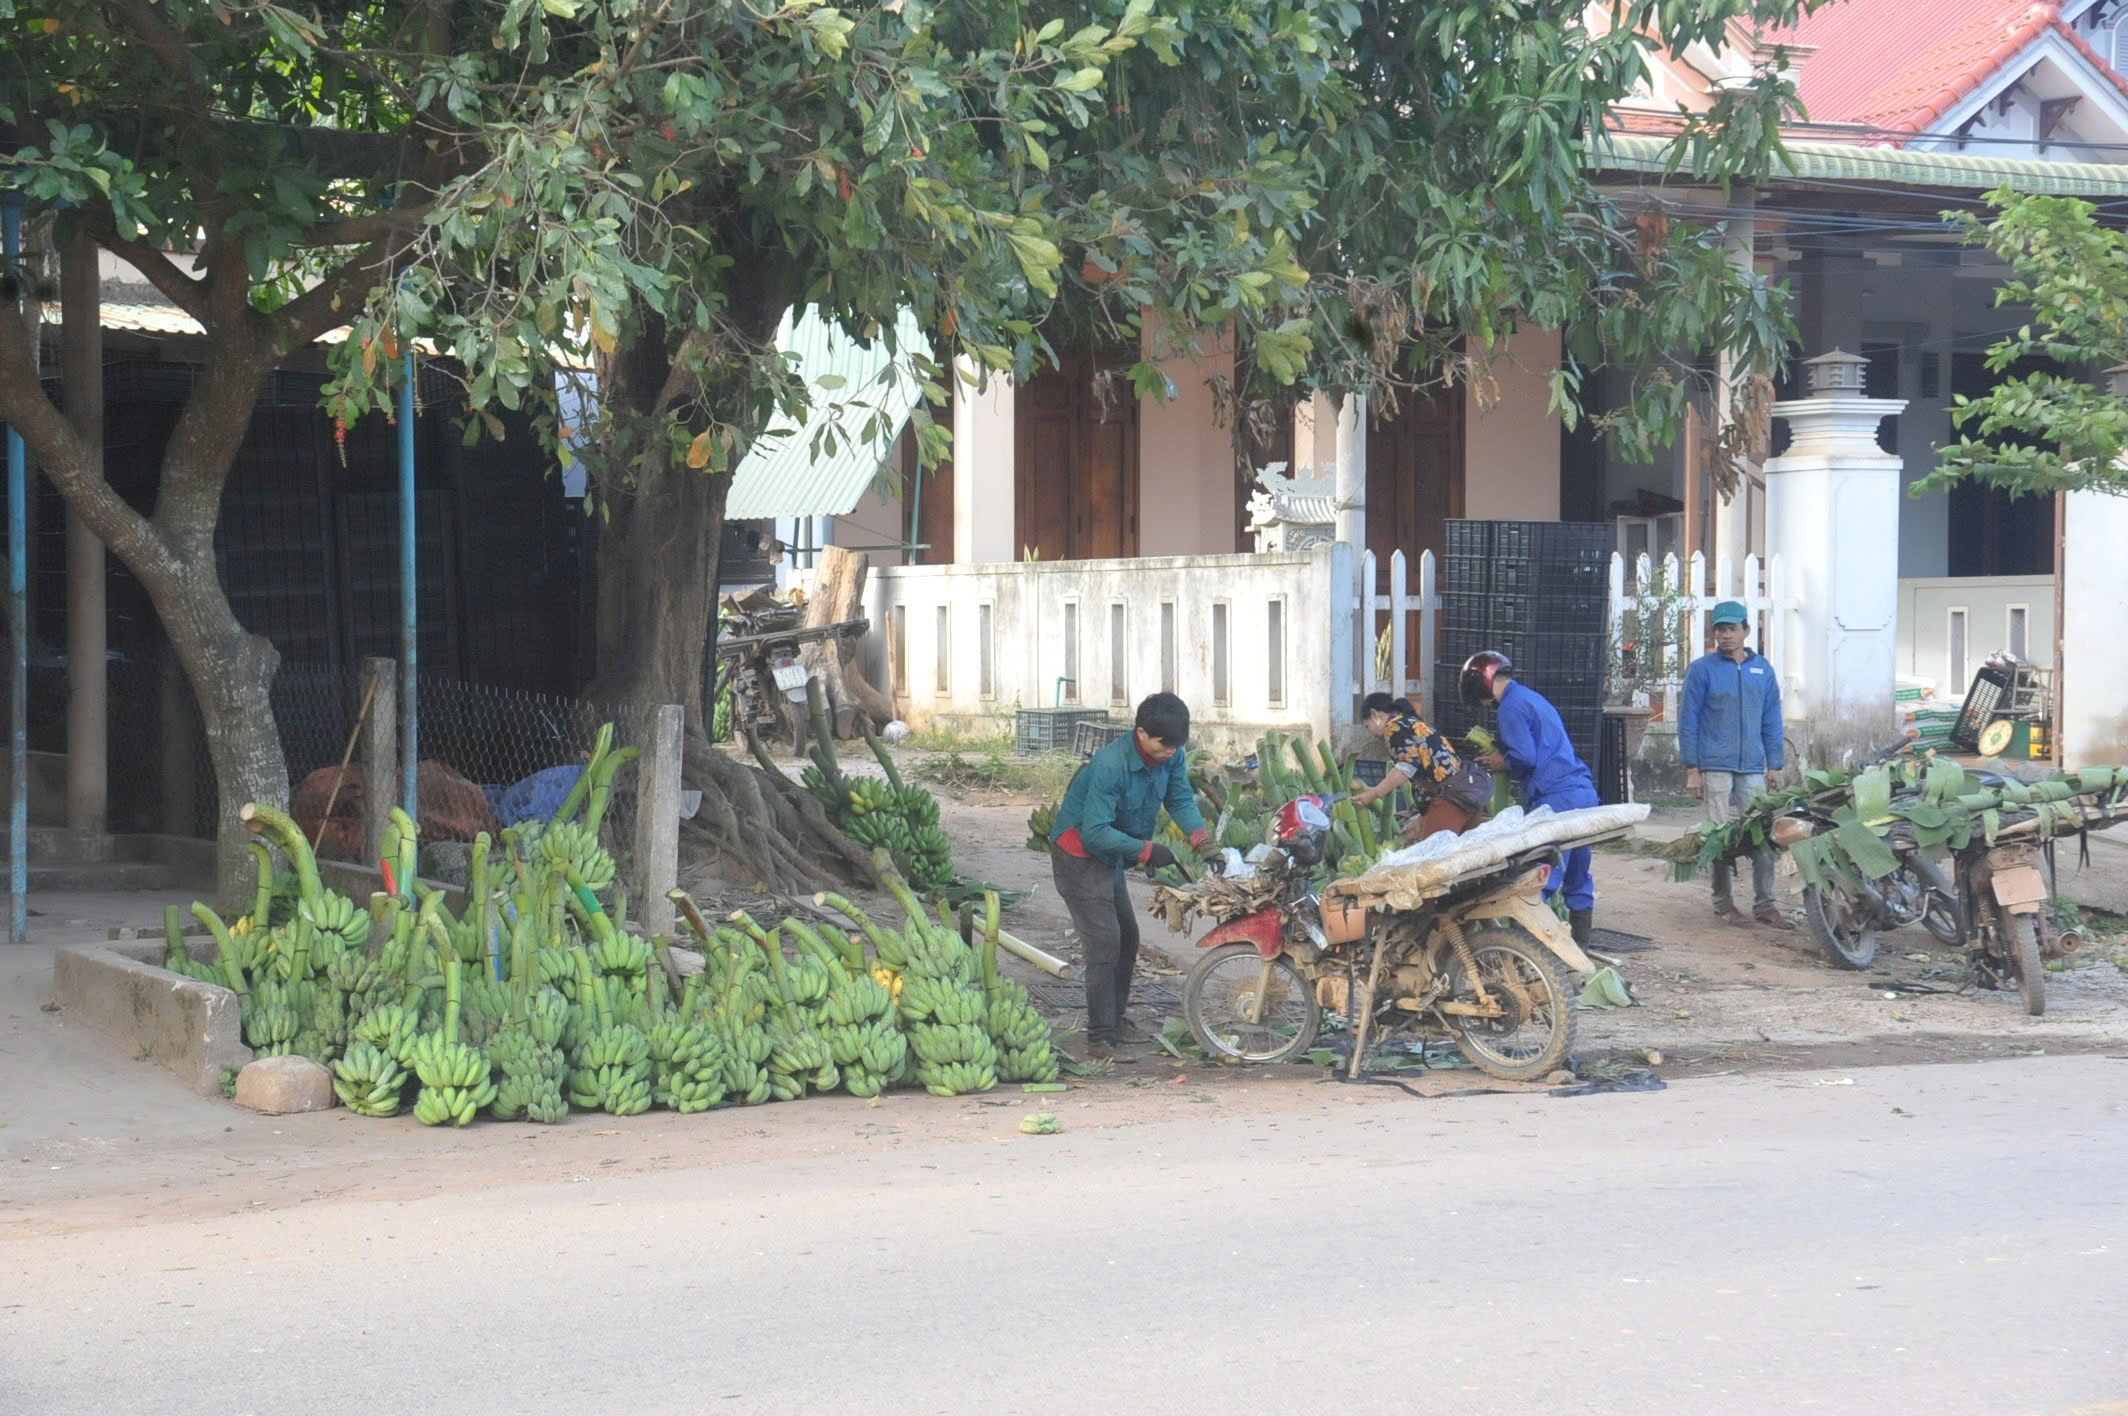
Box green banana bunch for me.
[288,1029,331,1065]
[591,933,652,985]
[352,1003,420,1062]
[302,891,368,950]
[910,1021,997,1069]
[785,954,833,1009]
[525,986,570,1048]
[569,1023,652,1116]
[1025,804,1058,853]
[537,947,580,992]
[539,822,616,894]
[919,1059,998,1097]
[242,999,300,1054]
[647,1020,729,1114]
[458,975,513,1047]
[897,785,941,829]
[711,1015,775,1105]
[312,987,350,1050]
[331,1040,408,1117]
[406,1031,497,1128]
[491,1071,569,1124]
[988,981,1060,1085]
[765,1020,832,1078]
[800,766,844,813]
[848,779,898,816]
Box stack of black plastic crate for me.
[1431,519,1612,783]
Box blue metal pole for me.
[397,352,417,823]
[5,202,27,947]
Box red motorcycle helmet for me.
[1459,650,1512,707]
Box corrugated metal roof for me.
[90,300,586,366]
[1589,131,2128,195]
[724,306,926,520]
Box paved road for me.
[7,1056,2125,1415]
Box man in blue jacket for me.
[1679,600,1792,930]
[1464,651,1601,947]
[1050,693,1209,1061]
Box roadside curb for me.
[51,943,252,1096]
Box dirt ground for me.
[8,746,2126,1243]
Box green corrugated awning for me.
[726,306,927,520]
[1589,132,2128,197]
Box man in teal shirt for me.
[1050,693,1209,1060]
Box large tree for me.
[0,0,486,896]
[5,0,1814,898]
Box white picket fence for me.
[1608,551,1794,725]
[1345,547,1795,727]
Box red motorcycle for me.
[1172,794,1604,1083]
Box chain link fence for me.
[135,660,656,897]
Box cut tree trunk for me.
[799,544,896,736]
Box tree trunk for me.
[799,544,894,736]
[585,400,870,895]
[0,295,289,906]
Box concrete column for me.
[1713,187,1757,567]
[951,359,1015,565]
[360,657,398,868]
[1333,391,1366,554]
[1763,351,1906,751]
[1296,392,1339,473]
[61,233,106,831]
[2059,488,2128,767]
[632,703,683,938]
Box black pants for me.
[1052,849,1139,1042]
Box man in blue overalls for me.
[1464,650,1600,947]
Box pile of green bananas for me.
[567,971,654,1116]
[331,1040,409,1117]
[241,985,302,1057]
[354,1001,421,1062]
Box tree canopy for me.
[1916,189,2128,500]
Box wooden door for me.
[1015,354,1140,561]
[1366,384,1465,683]
[1366,383,1464,569]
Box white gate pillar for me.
[1764,350,1905,752]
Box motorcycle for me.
[1177,793,1604,1083]
[1774,754,2072,1014]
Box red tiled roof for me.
[1754,0,2128,142]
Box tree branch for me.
[103,0,209,94]
[298,206,435,251]
[0,302,177,583]
[101,231,208,321]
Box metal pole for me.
[61,230,106,832]
[5,203,28,946]
[397,351,417,822]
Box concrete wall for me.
[864,545,1351,750]
[1465,326,1564,520]
[2060,490,2128,766]
[1138,317,1241,555]
[1896,575,2054,697]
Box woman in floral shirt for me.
[1349,693,1493,842]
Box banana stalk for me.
[237,802,323,909]
[549,723,614,826]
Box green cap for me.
[1711,600,1748,626]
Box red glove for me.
[1189,829,1210,851]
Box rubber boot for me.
[1569,909,1593,948]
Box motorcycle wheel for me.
[1182,943,1320,1064]
[1442,923,1575,1083]
[1909,855,1963,948]
[1802,883,1879,970]
[2006,913,2046,1018]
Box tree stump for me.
[801,544,898,735]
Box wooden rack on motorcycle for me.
[1662,757,2128,1015]
[1150,802,1649,1084]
